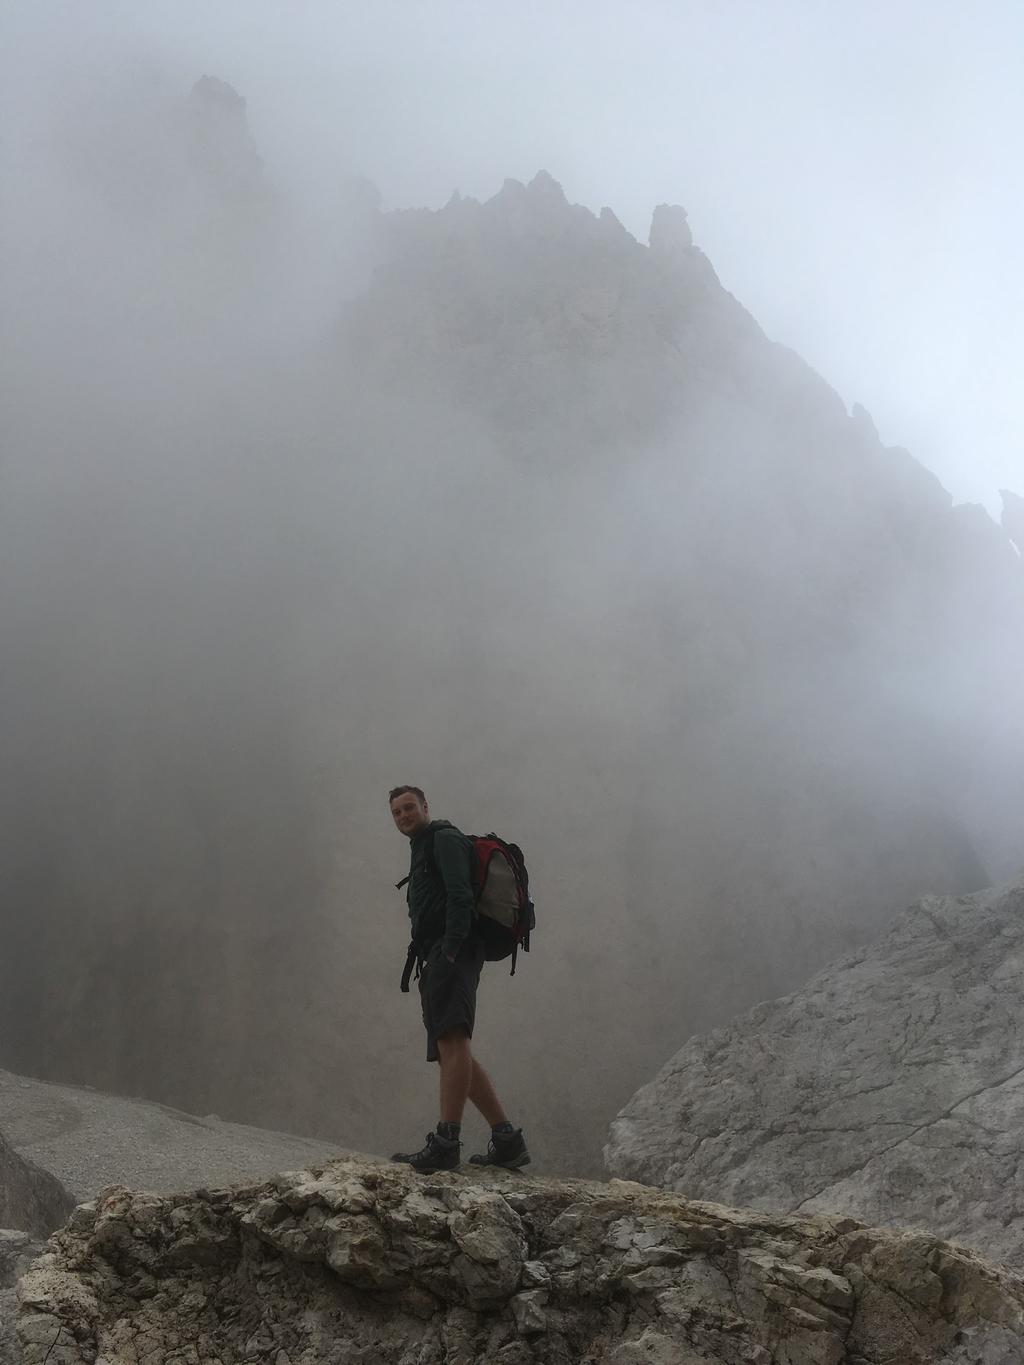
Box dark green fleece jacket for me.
[406,819,475,959]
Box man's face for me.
[391,791,430,838]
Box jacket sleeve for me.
[433,829,475,958]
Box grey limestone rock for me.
[15,1160,1024,1364]
[606,877,1024,1268]
[1,1230,45,1365]
[0,1131,74,1240]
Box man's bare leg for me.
[468,1058,508,1128]
[436,1031,473,1124]
[430,1032,529,1170]
[436,1034,509,1128]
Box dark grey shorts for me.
[418,937,485,1063]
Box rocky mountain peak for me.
[525,167,567,201]
[191,74,248,111]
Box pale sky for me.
[6,0,1022,512]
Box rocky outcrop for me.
[0,1131,73,1241]
[17,1160,1024,1364]
[607,877,1024,1268]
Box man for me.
[388,784,530,1174]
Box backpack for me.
[464,832,536,974]
[399,827,536,976]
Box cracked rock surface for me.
[15,1158,1024,1363]
[606,878,1024,1267]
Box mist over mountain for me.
[1,76,1021,1174]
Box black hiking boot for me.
[391,1130,462,1174]
[469,1127,530,1170]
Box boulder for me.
[0,1131,73,1240]
[607,877,1024,1267]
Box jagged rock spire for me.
[649,202,693,253]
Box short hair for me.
[388,785,426,806]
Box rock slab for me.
[16,1158,1024,1363]
[606,878,1024,1267]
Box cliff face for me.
[607,877,1024,1268]
[17,1161,1024,1365]
[2,76,1023,1173]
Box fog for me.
[2,5,1023,1173]
[6,1,1023,508]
